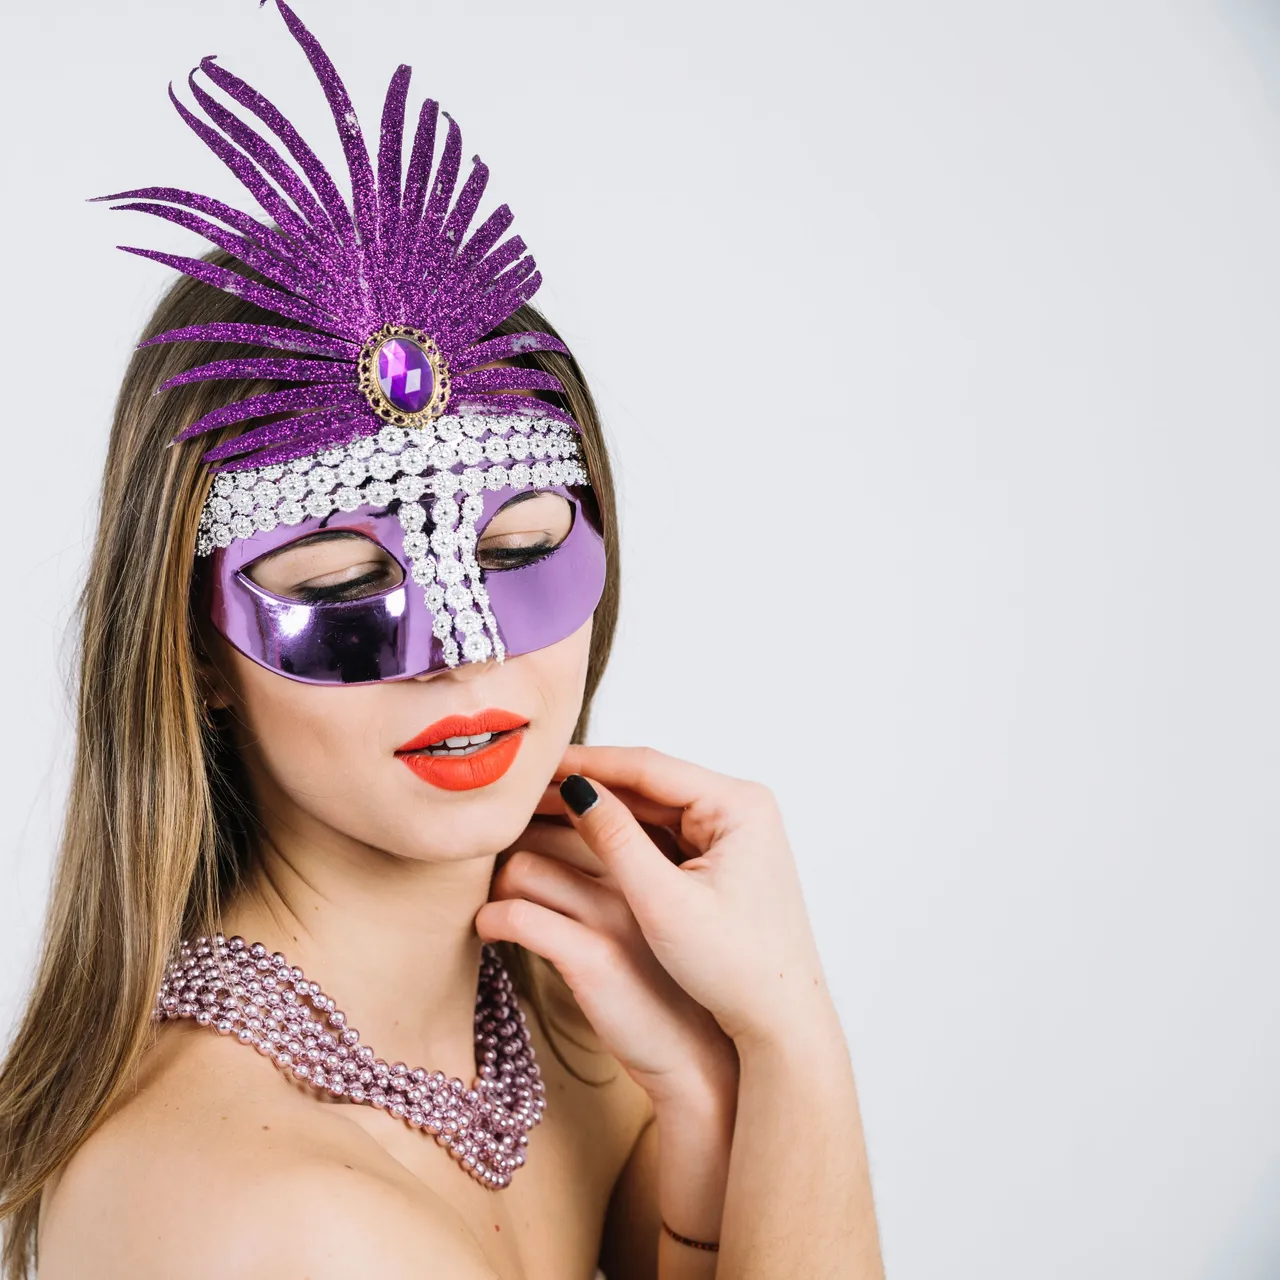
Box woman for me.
[0,4,882,1276]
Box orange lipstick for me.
[395,708,529,791]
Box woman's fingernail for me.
[560,774,599,817]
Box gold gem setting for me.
[357,323,452,427]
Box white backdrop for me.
[3,2,1278,1276]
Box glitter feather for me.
[158,357,354,393]
[138,323,358,359]
[200,408,365,463]
[172,384,360,442]
[103,0,573,466]
[197,55,353,242]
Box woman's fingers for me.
[559,745,733,810]
[560,746,782,855]
[533,779,687,831]
[475,895,617,994]
[491,850,631,936]
[512,810,696,874]
[503,818,608,877]
[556,774,692,919]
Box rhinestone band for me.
[154,934,545,1189]
[196,411,590,668]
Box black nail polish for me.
[560,774,598,817]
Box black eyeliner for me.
[478,541,556,570]
[294,569,390,603]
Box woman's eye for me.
[245,533,404,602]
[476,492,573,571]
[293,560,400,602]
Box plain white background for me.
[2,1,1278,1276]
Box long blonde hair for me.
[0,255,621,1279]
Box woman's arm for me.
[601,1001,877,1280]
[481,746,884,1278]
[721,1003,881,1277]
[549,747,883,1278]
[599,1070,737,1280]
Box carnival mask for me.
[100,0,606,683]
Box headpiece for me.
[99,0,604,680]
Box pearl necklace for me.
[153,934,545,1189]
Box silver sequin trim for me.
[196,413,591,669]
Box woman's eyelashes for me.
[476,535,558,571]
[475,493,574,571]
[247,534,405,602]
[293,562,400,602]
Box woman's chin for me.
[376,790,541,865]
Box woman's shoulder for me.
[38,975,651,1280]
[38,1023,499,1279]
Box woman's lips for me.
[395,708,529,792]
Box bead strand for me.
[154,934,545,1189]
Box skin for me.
[37,496,884,1279]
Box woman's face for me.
[208,491,593,862]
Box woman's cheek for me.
[217,613,595,858]
[234,661,382,798]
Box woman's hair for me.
[0,250,621,1279]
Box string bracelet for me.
[661,1219,720,1252]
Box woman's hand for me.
[475,787,737,1108]
[477,744,833,1082]
[542,747,834,1052]
[477,745,879,1278]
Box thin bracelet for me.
[661,1219,720,1252]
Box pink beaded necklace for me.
[154,933,545,1189]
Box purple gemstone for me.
[376,337,434,413]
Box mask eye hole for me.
[477,491,574,572]
[243,530,404,603]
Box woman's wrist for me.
[643,1022,740,1112]
[646,1043,739,1245]
[730,990,849,1066]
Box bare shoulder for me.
[38,1024,496,1280]
[39,965,653,1279]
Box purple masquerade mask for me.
[100,0,605,680]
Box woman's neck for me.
[218,807,497,1086]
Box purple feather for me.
[186,69,337,252]
[402,99,439,229]
[377,65,412,266]
[270,1,379,259]
[212,413,376,471]
[449,269,542,349]
[117,247,340,333]
[423,113,463,231]
[457,204,514,272]
[201,407,367,462]
[198,56,353,244]
[174,384,360,442]
[159,357,354,393]
[455,332,570,372]
[108,0,577,468]
[441,159,489,253]
[166,83,318,256]
[94,185,297,262]
[109,202,312,295]
[139,323,359,359]
[449,367,564,396]
[467,234,527,291]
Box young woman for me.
[0,5,883,1277]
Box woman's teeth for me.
[424,731,496,757]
